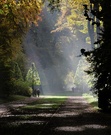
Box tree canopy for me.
[1,0,111,112]
[0,0,42,96]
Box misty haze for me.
[1,1,111,135]
[23,2,92,96]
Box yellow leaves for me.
[67,10,78,24]
[52,0,89,33]
[0,0,43,28]
[17,0,42,26]
[0,0,43,66]
[0,0,7,4]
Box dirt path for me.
[0,97,38,115]
[0,96,111,135]
[40,97,111,135]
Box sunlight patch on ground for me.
[84,124,107,129]
[38,113,53,117]
[55,124,107,132]
[40,95,67,98]
[1,114,38,118]
[12,120,45,125]
[39,103,55,108]
[41,103,54,106]
[9,104,26,107]
[55,126,84,131]
[53,112,80,117]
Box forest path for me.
[40,96,111,135]
[0,96,38,115]
[0,96,111,135]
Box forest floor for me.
[0,96,111,135]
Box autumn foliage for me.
[0,0,43,96]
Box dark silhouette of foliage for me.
[83,0,101,48]
[83,0,111,111]
[47,0,61,11]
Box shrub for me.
[12,80,32,97]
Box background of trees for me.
[1,0,111,111]
[0,0,42,96]
[0,0,93,96]
[23,0,92,95]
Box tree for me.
[83,0,102,49]
[84,0,111,111]
[26,63,41,87]
[51,0,89,37]
[24,0,93,95]
[0,0,42,96]
[74,56,92,94]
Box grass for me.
[22,96,67,110]
[0,96,67,135]
[83,93,98,109]
[45,91,83,96]
[0,95,27,104]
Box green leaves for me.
[0,0,43,96]
[0,9,4,14]
[26,63,41,86]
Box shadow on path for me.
[0,97,111,135]
[40,97,111,135]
